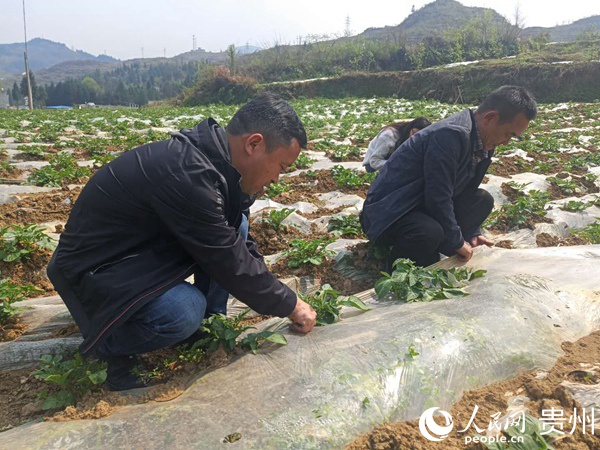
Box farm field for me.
[1,98,600,447]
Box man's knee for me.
[421,220,445,249]
[477,188,495,215]
[150,283,206,341]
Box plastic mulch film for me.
[2,246,600,449]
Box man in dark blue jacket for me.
[47,93,317,390]
[361,86,537,268]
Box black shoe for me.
[174,329,210,348]
[96,353,147,391]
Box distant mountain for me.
[521,15,600,42]
[360,0,511,43]
[0,38,118,74]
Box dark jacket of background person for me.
[361,108,492,251]
[47,119,296,355]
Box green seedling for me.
[283,237,335,268]
[28,152,90,187]
[264,208,295,232]
[328,214,365,238]
[559,200,589,212]
[0,224,56,263]
[197,308,287,354]
[573,221,600,244]
[287,153,316,171]
[301,284,370,325]
[375,258,486,302]
[263,181,292,198]
[485,190,549,230]
[0,278,41,323]
[32,353,107,410]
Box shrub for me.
[183,65,259,106]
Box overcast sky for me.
[1,0,598,60]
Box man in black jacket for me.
[47,93,317,390]
[361,86,537,268]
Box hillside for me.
[0,38,117,74]
[521,15,600,42]
[361,0,512,43]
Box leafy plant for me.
[28,152,90,187]
[574,221,600,244]
[263,181,292,198]
[283,237,335,268]
[559,200,589,212]
[375,258,486,302]
[327,145,361,162]
[328,214,365,238]
[0,224,56,263]
[485,190,549,230]
[0,278,41,323]
[197,308,287,354]
[263,208,295,232]
[547,176,579,196]
[32,353,107,410]
[301,284,369,325]
[287,153,316,171]
[331,165,369,188]
[91,150,117,169]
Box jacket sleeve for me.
[149,164,296,318]
[369,129,398,170]
[423,129,466,252]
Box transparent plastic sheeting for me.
[2,246,600,449]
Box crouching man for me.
[361,86,537,268]
[47,93,317,390]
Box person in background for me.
[362,117,432,172]
[361,85,537,269]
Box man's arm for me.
[150,165,297,318]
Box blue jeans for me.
[97,215,249,356]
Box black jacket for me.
[47,119,296,355]
[361,109,492,250]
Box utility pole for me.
[22,0,33,110]
[141,47,144,58]
[164,47,166,58]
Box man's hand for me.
[470,235,494,248]
[288,297,317,334]
[456,241,473,262]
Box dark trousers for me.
[378,188,494,268]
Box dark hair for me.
[476,85,537,124]
[382,117,432,150]
[226,92,307,152]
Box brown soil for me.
[0,186,81,228]
[0,249,55,296]
[270,248,379,296]
[494,240,515,249]
[489,214,553,234]
[0,346,232,431]
[501,183,522,203]
[325,151,363,162]
[251,223,317,256]
[0,316,27,342]
[274,170,369,201]
[51,322,81,338]
[536,232,590,248]
[302,205,347,220]
[0,167,25,180]
[546,175,599,201]
[488,157,531,177]
[347,331,600,449]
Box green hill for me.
[361,0,512,43]
[521,15,600,42]
[0,38,117,75]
